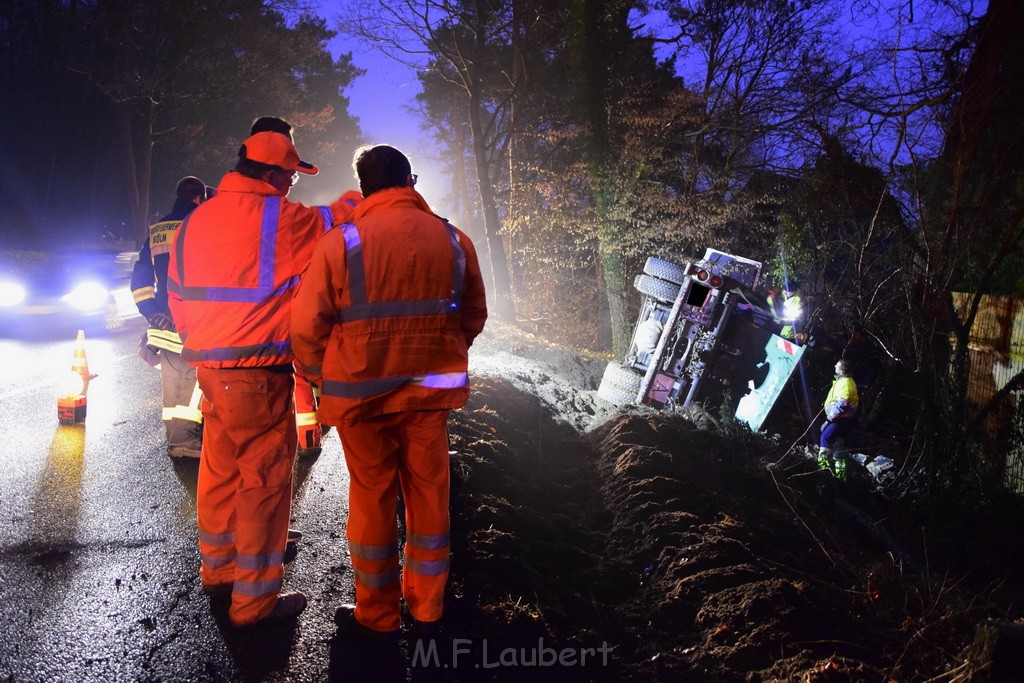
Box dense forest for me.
[3,0,1023,511]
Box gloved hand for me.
[147,312,176,332]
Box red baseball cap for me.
[239,131,319,175]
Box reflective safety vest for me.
[167,172,359,368]
[824,376,859,420]
[291,186,488,425]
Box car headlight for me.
[62,281,111,311]
[0,281,27,307]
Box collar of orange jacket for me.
[214,170,284,197]
[351,186,444,222]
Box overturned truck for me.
[598,248,804,430]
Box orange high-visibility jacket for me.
[291,186,487,424]
[167,172,360,367]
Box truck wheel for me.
[634,274,680,303]
[597,361,642,406]
[644,257,688,285]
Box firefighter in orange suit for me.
[291,144,487,640]
[248,116,325,457]
[167,131,361,628]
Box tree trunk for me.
[468,90,516,321]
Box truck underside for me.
[598,249,804,431]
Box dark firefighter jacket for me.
[131,197,200,353]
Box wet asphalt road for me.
[0,321,375,682]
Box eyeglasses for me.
[410,174,418,186]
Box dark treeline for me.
[0,0,362,247]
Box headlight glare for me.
[63,281,110,311]
[0,281,27,307]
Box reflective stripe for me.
[342,223,365,305]
[146,328,184,354]
[444,223,467,304]
[176,275,300,303]
[336,298,459,323]
[187,380,203,416]
[317,206,333,229]
[257,198,280,290]
[322,372,467,399]
[133,286,155,303]
[419,372,468,389]
[147,339,183,353]
[304,364,322,377]
[353,567,400,589]
[350,542,397,561]
[236,551,285,571]
[199,529,236,546]
[163,404,203,423]
[201,550,237,569]
[233,577,283,597]
[405,556,450,576]
[181,340,291,363]
[296,411,318,427]
[408,533,449,550]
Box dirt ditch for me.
[432,368,1012,682]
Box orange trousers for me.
[338,409,451,632]
[195,366,296,626]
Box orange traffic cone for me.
[58,329,96,425]
[72,329,98,378]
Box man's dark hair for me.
[176,176,207,202]
[235,155,280,180]
[353,145,411,197]
[250,116,293,139]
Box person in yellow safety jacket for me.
[167,131,361,628]
[131,176,207,458]
[248,116,325,457]
[767,282,805,343]
[291,144,488,641]
[819,359,859,480]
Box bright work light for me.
[782,297,801,321]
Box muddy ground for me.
[418,323,1024,682]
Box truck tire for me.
[644,257,688,285]
[634,274,680,303]
[597,361,643,406]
